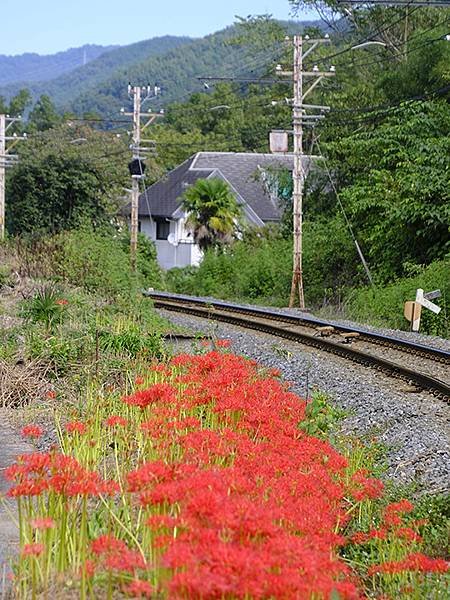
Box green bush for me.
[26,327,88,375]
[14,228,163,300]
[346,257,450,337]
[166,220,363,307]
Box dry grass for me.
[0,360,51,409]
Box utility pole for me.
[276,35,334,309]
[0,115,5,241]
[122,84,161,271]
[0,114,25,241]
[292,36,305,309]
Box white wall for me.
[139,216,201,270]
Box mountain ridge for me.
[0,44,117,86]
[0,21,325,117]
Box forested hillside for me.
[67,20,326,118]
[0,44,115,86]
[0,21,323,118]
[0,36,192,108]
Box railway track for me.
[146,291,450,402]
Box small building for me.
[130,151,307,270]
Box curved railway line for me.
[146,291,450,402]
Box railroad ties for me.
[146,291,450,403]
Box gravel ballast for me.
[151,292,450,352]
[159,309,450,496]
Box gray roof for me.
[133,152,310,222]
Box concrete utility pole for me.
[123,84,161,271]
[0,115,5,241]
[0,115,25,241]
[277,35,334,309]
[292,36,305,310]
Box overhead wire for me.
[313,133,375,286]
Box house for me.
[131,151,310,270]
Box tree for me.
[28,95,61,131]
[182,178,242,251]
[8,89,32,117]
[6,124,128,236]
[325,100,450,280]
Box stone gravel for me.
[159,309,450,497]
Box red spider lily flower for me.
[351,470,384,501]
[268,367,282,377]
[63,474,119,497]
[21,425,44,439]
[6,452,117,498]
[351,528,388,544]
[123,579,153,598]
[21,543,44,557]
[135,376,145,385]
[105,415,128,428]
[216,339,231,348]
[146,514,179,529]
[82,559,96,579]
[383,498,414,527]
[104,549,146,573]
[55,298,68,306]
[368,553,449,575]
[122,383,177,409]
[127,461,174,493]
[91,534,146,574]
[46,390,56,399]
[91,534,127,555]
[30,517,55,530]
[396,527,422,542]
[65,421,87,434]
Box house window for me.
[156,219,170,240]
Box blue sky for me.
[1,0,317,56]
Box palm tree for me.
[182,178,242,251]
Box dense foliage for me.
[347,257,450,338]
[12,228,162,299]
[326,102,450,279]
[6,124,128,236]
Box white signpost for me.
[404,288,441,332]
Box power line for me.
[314,135,374,286]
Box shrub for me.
[346,257,450,337]
[13,228,163,300]
[166,220,363,307]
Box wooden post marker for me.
[404,289,441,332]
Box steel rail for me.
[146,292,450,402]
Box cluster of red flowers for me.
[5,452,118,498]
[351,498,423,545]
[368,553,449,575]
[7,350,449,598]
[123,352,385,598]
[21,424,44,439]
[90,534,147,574]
